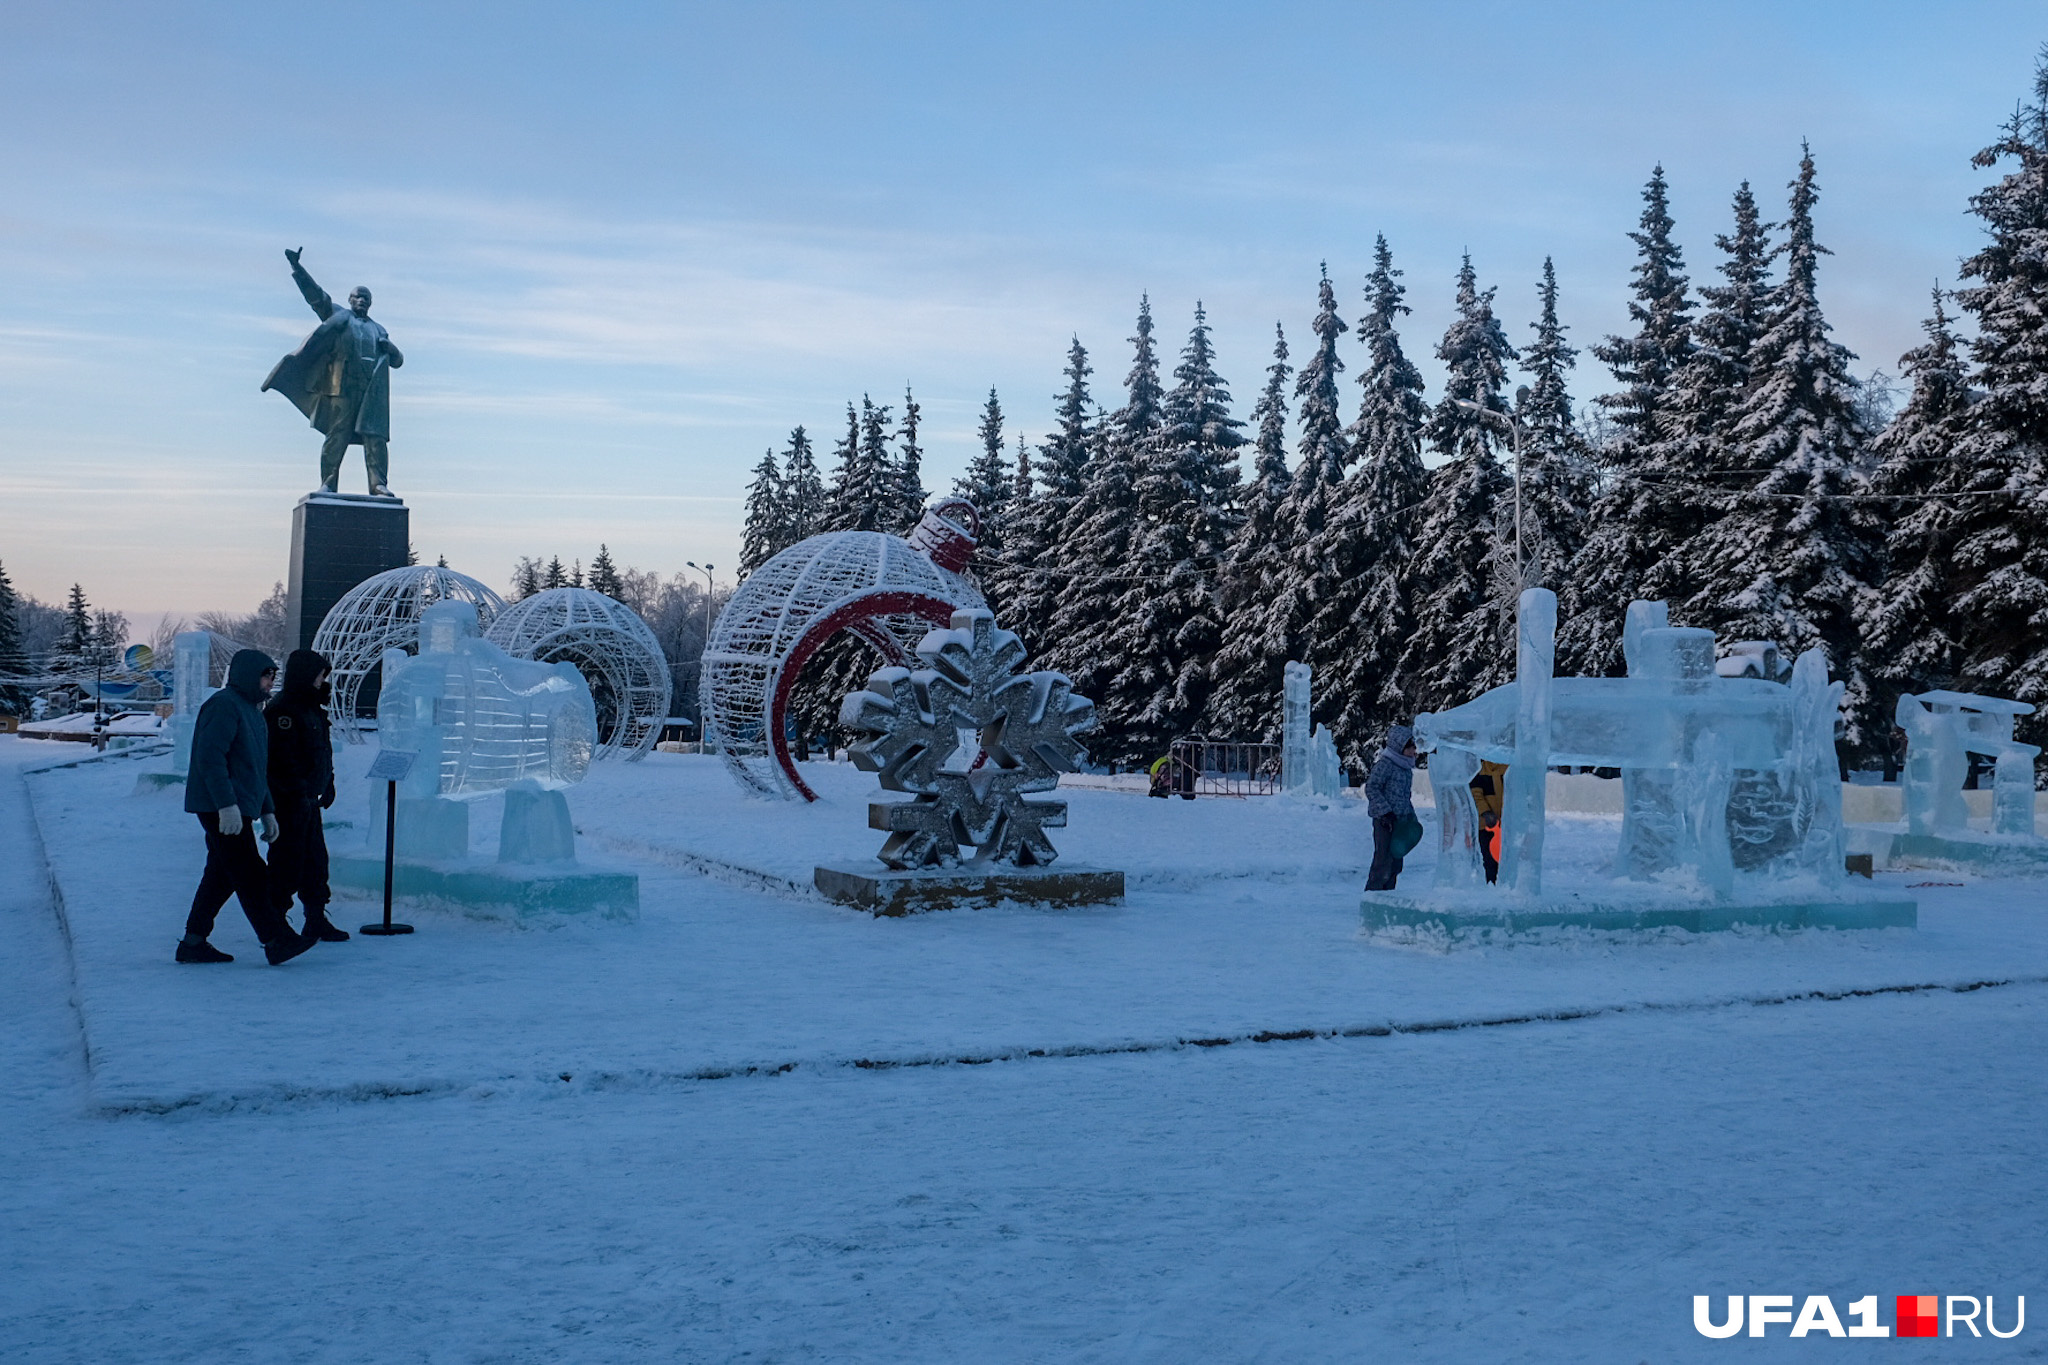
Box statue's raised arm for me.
[284,246,336,321]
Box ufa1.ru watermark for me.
[1694,1295,2024,1338]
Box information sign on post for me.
[363,749,418,937]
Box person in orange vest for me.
[1469,759,1506,884]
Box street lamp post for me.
[685,561,715,745]
[1454,392,1531,586]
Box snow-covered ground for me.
[3,735,2044,1361]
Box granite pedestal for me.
[814,862,1125,916]
[286,492,409,653]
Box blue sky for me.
[1,2,2039,620]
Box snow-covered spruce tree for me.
[1942,54,2048,747]
[894,386,927,533]
[542,556,567,589]
[1226,267,1350,745]
[954,387,1012,560]
[0,560,27,712]
[1513,256,1596,592]
[588,544,623,598]
[780,425,825,544]
[739,450,785,575]
[1321,237,1434,759]
[1104,302,1244,758]
[511,557,542,599]
[823,397,899,533]
[1560,166,1696,676]
[1858,288,1973,722]
[1656,183,1776,609]
[995,338,1095,656]
[1044,298,1160,764]
[1403,255,1516,715]
[1210,322,1293,740]
[822,403,863,531]
[1680,145,1879,752]
[58,583,92,673]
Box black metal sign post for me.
[361,749,417,937]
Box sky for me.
[0,1,2041,624]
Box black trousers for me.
[185,813,290,943]
[267,798,331,915]
[1366,812,1406,891]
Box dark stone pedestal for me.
[814,862,1125,916]
[286,492,408,653]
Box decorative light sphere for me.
[312,565,506,740]
[483,586,672,762]
[706,506,984,801]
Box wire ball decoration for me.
[312,565,506,742]
[482,586,672,762]
[704,500,985,801]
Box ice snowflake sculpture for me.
[840,609,1095,869]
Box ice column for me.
[1896,695,1969,836]
[1994,746,2040,836]
[1309,724,1343,798]
[1617,601,1677,877]
[1281,661,1311,795]
[1786,650,1846,881]
[168,630,211,776]
[1430,745,1485,890]
[1500,588,1555,895]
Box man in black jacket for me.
[266,649,348,942]
[179,649,317,965]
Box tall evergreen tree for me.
[588,545,623,597]
[1680,145,1878,750]
[1045,298,1159,759]
[1211,322,1294,738]
[512,557,543,599]
[543,556,568,590]
[1561,166,1697,675]
[1859,288,1974,719]
[1403,255,1517,714]
[740,449,786,574]
[1011,433,1032,510]
[780,425,825,543]
[1514,257,1595,591]
[824,398,899,532]
[955,387,1012,547]
[1322,237,1434,757]
[1936,53,2048,743]
[58,583,93,672]
[1102,302,1244,755]
[997,338,1095,654]
[0,560,27,710]
[894,386,927,531]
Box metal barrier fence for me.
[1163,736,1283,798]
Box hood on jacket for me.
[225,648,278,703]
[1380,723,1416,765]
[278,648,332,699]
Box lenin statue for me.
[262,248,404,496]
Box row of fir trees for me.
[737,59,2048,774]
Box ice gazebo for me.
[1362,589,1916,936]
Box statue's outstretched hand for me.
[285,246,302,267]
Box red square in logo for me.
[1898,1295,1940,1337]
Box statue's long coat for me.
[261,267,399,442]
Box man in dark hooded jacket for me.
[265,649,347,942]
[178,649,317,965]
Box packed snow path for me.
[2,740,2043,1359]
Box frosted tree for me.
[1858,288,1974,722]
[998,338,1095,656]
[543,557,568,589]
[1513,257,1595,592]
[511,557,542,599]
[1680,145,1878,752]
[1561,166,1696,675]
[0,560,27,711]
[588,544,623,598]
[1321,238,1433,757]
[1211,322,1293,739]
[1104,302,1244,757]
[1403,255,1516,714]
[1045,298,1159,761]
[825,397,899,532]
[823,403,863,530]
[1940,53,2048,745]
[739,450,785,574]
[954,387,1012,554]
[894,386,927,532]
[780,425,825,543]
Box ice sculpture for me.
[378,600,596,797]
[840,609,1094,868]
[1415,590,1849,899]
[167,630,213,777]
[1280,661,1345,799]
[312,564,505,741]
[1896,691,2039,838]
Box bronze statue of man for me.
[261,248,404,496]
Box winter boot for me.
[302,905,351,943]
[176,936,234,964]
[263,930,319,966]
